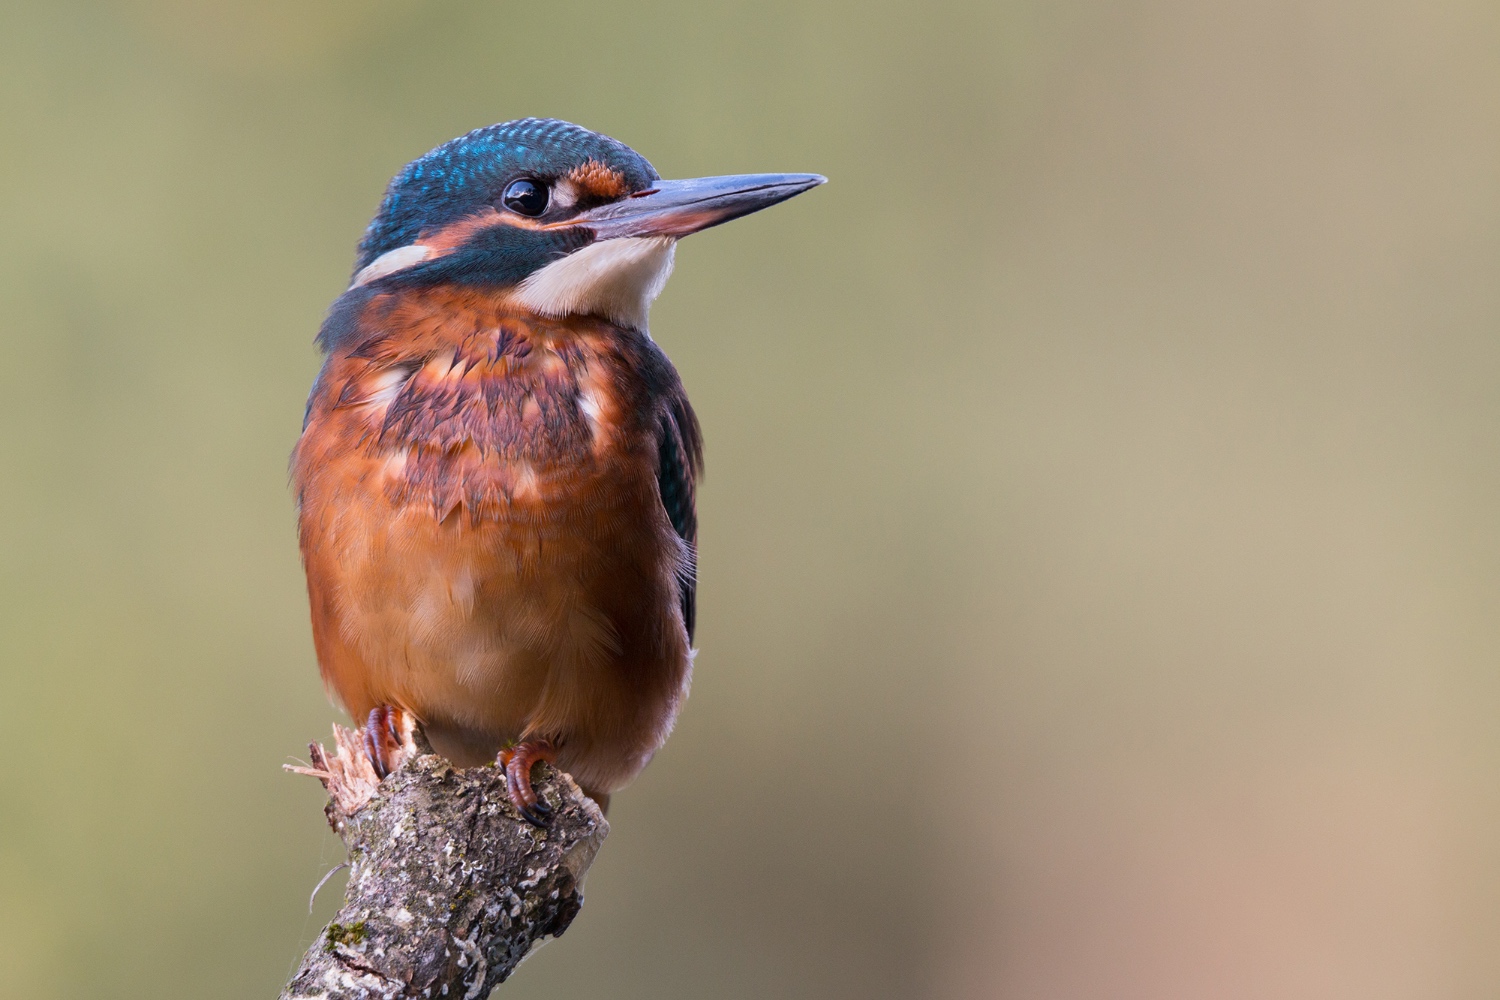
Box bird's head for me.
[339,118,824,333]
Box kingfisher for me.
[292,118,823,823]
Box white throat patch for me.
[512,236,676,331]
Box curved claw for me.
[363,705,410,780]
[363,725,386,780]
[499,739,556,827]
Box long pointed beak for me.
[574,172,826,240]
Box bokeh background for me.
[3,1,1499,997]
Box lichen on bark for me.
[280,724,608,999]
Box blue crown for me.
[356,119,658,271]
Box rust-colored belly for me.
[293,290,692,795]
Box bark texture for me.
[281,724,609,999]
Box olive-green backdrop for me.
[3,1,1499,997]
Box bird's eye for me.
[501,179,549,217]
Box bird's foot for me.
[363,705,414,780]
[498,740,557,827]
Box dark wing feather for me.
[657,395,703,642]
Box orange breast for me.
[292,286,692,795]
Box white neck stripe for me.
[346,235,678,331]
[350,243,434,289]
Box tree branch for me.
[280,724,609,999]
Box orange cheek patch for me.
[566,159,629,200]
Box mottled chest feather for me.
[297,286,678,522]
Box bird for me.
[292,118,823,823]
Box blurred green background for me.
[3,0,1499,996]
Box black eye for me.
[501,178,549,217]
